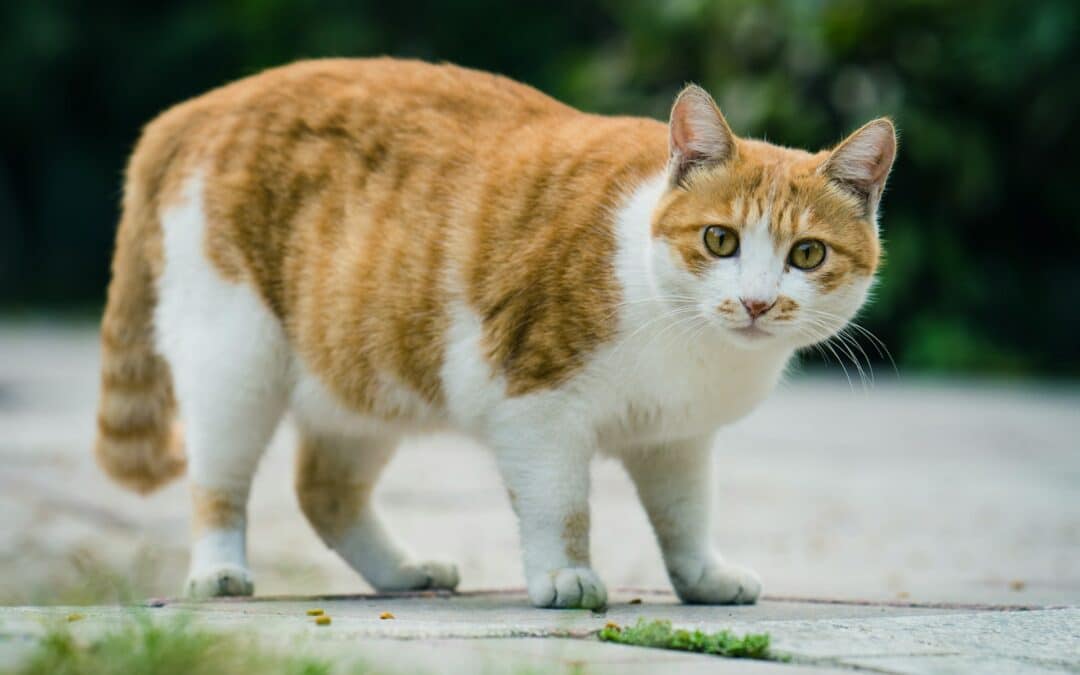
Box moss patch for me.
[598,618,783,661]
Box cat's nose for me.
[740,297,776,319]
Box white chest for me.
[590,330,791,449]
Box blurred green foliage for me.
[2,1,1077,374]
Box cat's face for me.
[649,86,895,350]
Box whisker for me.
[798,308,895,381]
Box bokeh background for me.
[3,0,1079,374]
[1,1,1078,618]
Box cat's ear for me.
[668,84,736,187]
[821,118,897,216]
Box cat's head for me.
[648,85,895,350]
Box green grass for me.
[598,618,783,661]
[0,546,183,607]
[12,616,342,675]
[11,615,572,675]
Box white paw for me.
[528,567,607,609]
[669,556,761,605]
[370,559,460,592]
[185,564,254,599]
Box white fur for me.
[290,364,444,437]
[156,166,871,606]
[187,529,252,597]
[156,173,451,598]
[294,433,460,592]
[156,172,289,597]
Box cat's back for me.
[124,57,667,426]
[138,58,572,167]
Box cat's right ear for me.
[668,85,737,187]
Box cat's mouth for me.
[730,325,772,340]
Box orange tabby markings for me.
[562,511,591,565]
[92,58,893,609]
[191,485,244,536]
[294,438,372,542]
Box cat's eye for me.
[789,239,827,270]
[703,225,739,258]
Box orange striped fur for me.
[94,58,894,606]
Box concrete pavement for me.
[1,593,1075,673]
[1,322,1078,673]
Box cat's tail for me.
[94,168,186,494]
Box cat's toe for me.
[185,564,254,599]
[528,567,607,609]
[417,560,460,590]
[369,559,460,592]
[669,557,761,605]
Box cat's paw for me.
[668,556,761,605]
[185,564,255,599]
[413,560,460,590]
[528,567,607,609]
[370,559,460,592]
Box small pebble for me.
[314,615,331,626]
[66,613,85,622]
[379,611,395,620]
[306,608,324,616]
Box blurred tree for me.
[1,0,1077,374]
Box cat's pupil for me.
[790,240,825,269]
[704,225,739,258]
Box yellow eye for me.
[789,239,827,270]
[703,225,739,258]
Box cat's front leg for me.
[492,427,606,610]
[622,436,761,605]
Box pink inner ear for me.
[670,109,698,158]
[668,86,735,171]
[827,121,896,193]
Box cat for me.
[94,58,894,608]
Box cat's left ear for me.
[668,85,737,187]
[821,118,897,217]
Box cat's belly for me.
[288,360,450,438]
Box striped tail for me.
[94,181,186,494]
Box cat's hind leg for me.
[295,433,459,591]
[155,171,290,598]
[168,299,289,599]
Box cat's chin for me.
[713,322,785,350]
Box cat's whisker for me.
[795,320,856,392]
[603,294,701,320]
[838,328,876,387]
[845,321,898,375]
[611,305,702,366]
[822,338,856,393]
[829,331,871,391]
[798,308,893,383]
[629,310,709,377]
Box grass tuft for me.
[14,615,338,675]
[598,618,782,661]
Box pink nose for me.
[741,298,775,319]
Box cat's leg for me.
[154,171,292,598]
[176,336,288,599]
[492,427,605,609]
[621,436,761,604]
[295,432,459,591]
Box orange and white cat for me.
[95,58,895,608]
